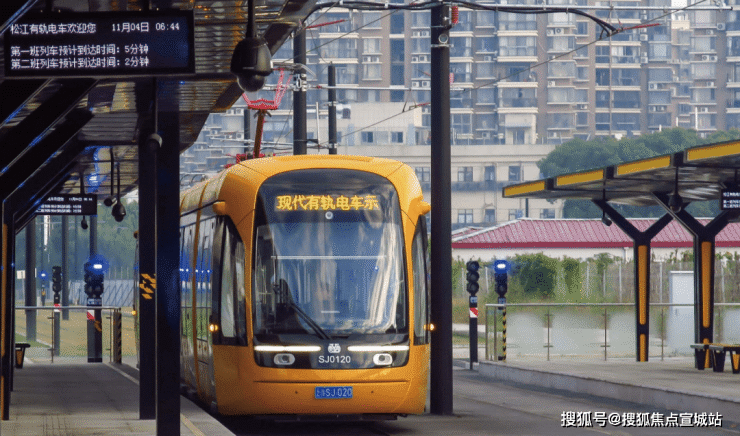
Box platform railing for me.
[483,302,740,362]
[14,306,135,363]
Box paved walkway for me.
[2,360,234,436]
[3,353,739,435]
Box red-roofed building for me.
[451,218,740,261]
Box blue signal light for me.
[493,259,510,272]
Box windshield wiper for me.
[288,300,332,341]
[273,280,331,340]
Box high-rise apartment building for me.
[183,1,738,228]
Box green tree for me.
[510,253,558,299]
[538,127,723,219]
[562,256,581,294]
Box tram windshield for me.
[253,169,407,338]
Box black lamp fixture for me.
[104,150,115,207]
[111,161,126,222]
[79,171,88,230]
[231,0,273,92]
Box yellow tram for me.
[175,154,431,417]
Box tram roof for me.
[503,140,740,207]
[0,0,315,227]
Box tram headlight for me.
[373,353,393,366]
[274,353,296,366]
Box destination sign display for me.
[4,10,194,77]
[37,194,97,215]
[275,194,381,212]
[721,189,740,210]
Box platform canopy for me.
[1,0,315,227]
[503,139,740,366]
[503,140,740,208]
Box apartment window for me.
[363,12,382,29]
[508,209,524,220]
[457,209,474,224]
[512,129,526,145]
[363,64,382,80]
[540,208,556,219]
[390,13,404,34]
[363,38,382,54]
[450,37,472,58]
[361,132,374,143]
[452,114,472,135]
[415,167,430,182]
[484,209,497,224]
[412,12,430,28]
[548,61,575,78]
[576,67,588,80]
[547,88,574,104]
[484,166,496,181]
[457,167,473,182]
[318,38,357,59]
[391,132,403,143]
[508,166,521,182]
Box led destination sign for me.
[37,194,97,216]
[4,10,194,77]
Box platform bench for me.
[690,343,740,373]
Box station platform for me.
[2,355,739,435]
[475,356,740,419]
[2,358,235,436]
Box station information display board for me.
[4,10,194,77]
[37,194,97,215]
[721,189,740,210]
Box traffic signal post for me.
[84,261,104,363]
[493,260,509,361]
[51,266,62,356]
[466,260,480,369]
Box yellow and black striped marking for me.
[502,308,507,361]
[139,273,156,300]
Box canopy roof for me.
[503,140,740,207]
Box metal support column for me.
[25,218,36,342]
[594,200,672,362]
[293,30,307,155]
[654,193,740,368]
[87,215,102,363]
[328,64,338,155]
[2,201,14,420]
[139,132,158,420]
[430,2,453,415]
[156,110,181,435]
[62,215,69,320]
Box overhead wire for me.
[262,0,715,150]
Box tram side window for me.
[412,219,430,345]
[181,224,196,338]
[216,217,247,345]
[197,219,214,341]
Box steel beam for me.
[156,110,181,435]
[653,193,740,368]
[0,79,96,172]
[0,109,92,201]
[0,79,47,128]
[593,200,672,362]
[429,3,453,415]
[0,0,38,35]
[138,133,158,420]
[293,30,307,155]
